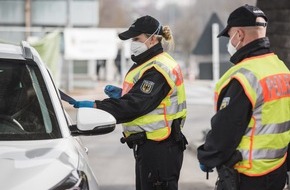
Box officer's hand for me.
[104,85,122,99]
[69,100,95,108]
[199,163,214,173]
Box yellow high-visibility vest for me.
[122,52,187,141]
[215,53,290,176]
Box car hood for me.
[0,138,80,190]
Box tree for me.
[98,0,131,27]
[257,0,290,68]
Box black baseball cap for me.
[118,15,163,40]
[217,4,268,38]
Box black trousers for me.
[239,161,287,190]
[134,137,184,190]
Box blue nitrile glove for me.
[104,85,122,99]
[199,163,214,173]
[68,99,76,105]
[69,100,94,108]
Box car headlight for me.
[51,170,89,190]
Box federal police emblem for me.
[220,97,230,110]
[140,80,155,94]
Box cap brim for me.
[217,25,230,38]
[118,29,142,40]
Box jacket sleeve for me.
[197,79,252,168]
[95,67,171,124]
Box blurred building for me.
[0,0,114,90]
[191,13,230,80]
[0,0,99,42]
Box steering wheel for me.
[0,114,25,133]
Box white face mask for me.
[130,41,148,56]
[227,31,240,56]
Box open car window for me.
[0,59,61,140]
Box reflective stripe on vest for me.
[122,52,187,141]
[215,53,290,176]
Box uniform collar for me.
[230,37,272,64]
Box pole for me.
[212,23,220,85]
[25,0,31,40]
[66,0,73,92]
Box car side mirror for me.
[70,108,116,136]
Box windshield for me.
[0,59,61,140]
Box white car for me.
[0,41,116,189]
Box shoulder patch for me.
[220,97,230,110]
[140,80,155,94]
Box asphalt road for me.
[66,80,219,190]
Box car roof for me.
[0,42,34,61]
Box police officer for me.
[197,4,290,190]
[70,15,187,190]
